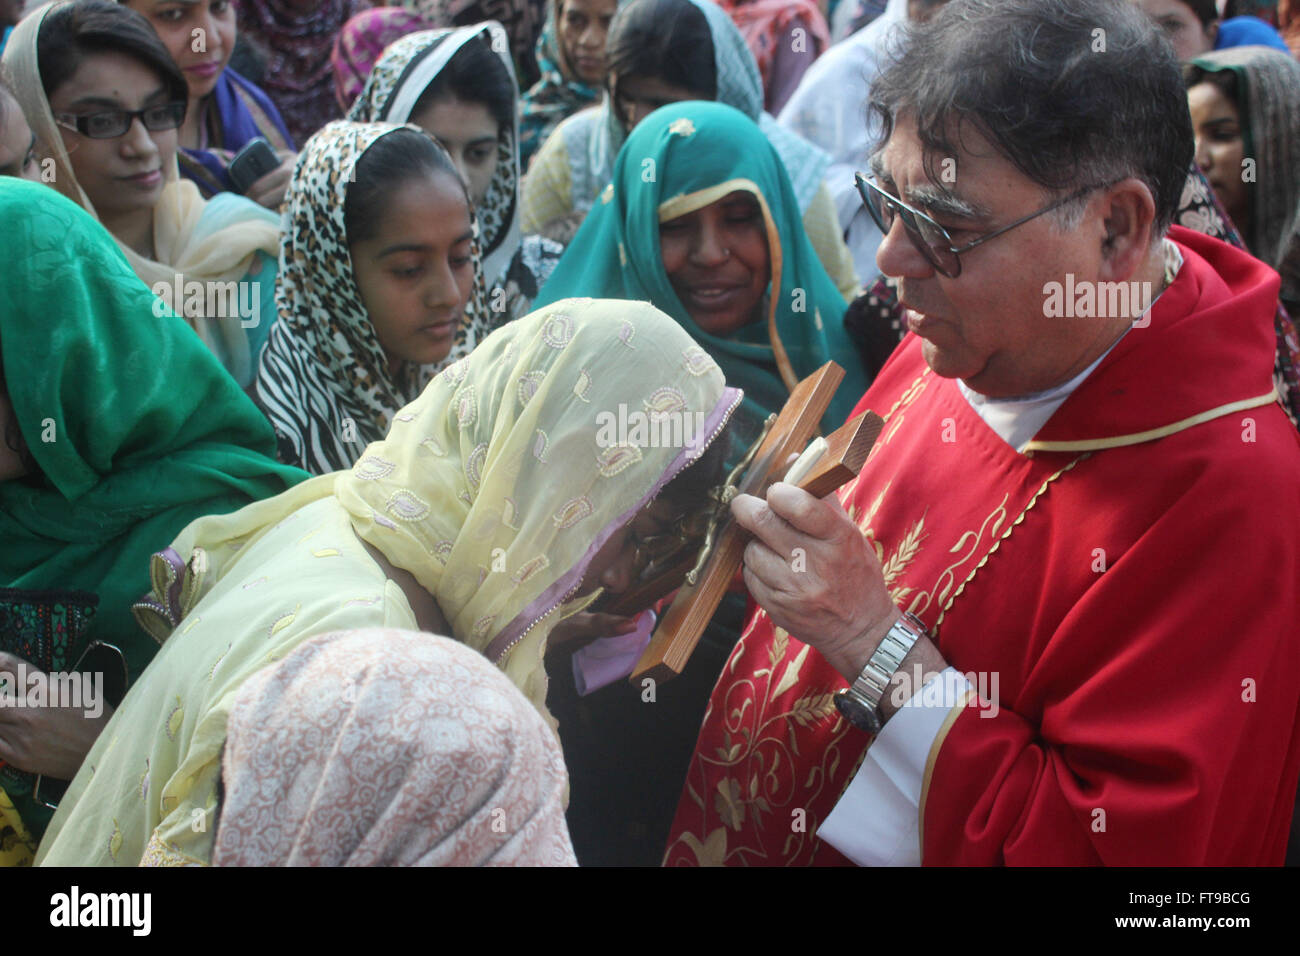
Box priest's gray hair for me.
[868,0,1193,236]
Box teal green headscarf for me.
[535,101,864,436]
[0,179,308,686]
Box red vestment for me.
[665,228,1300,865]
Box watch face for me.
[835,689,879,734]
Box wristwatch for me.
[834,612,928,735]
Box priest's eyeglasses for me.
[855,173,1108,279]
[55,102,187,139]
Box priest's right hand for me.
[730,482,903,682]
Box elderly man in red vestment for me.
[665,0,1300,865]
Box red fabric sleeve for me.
[922,430,1300,865]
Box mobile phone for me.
[228,137,281,194]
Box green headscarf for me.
[0,178,308,687]
[535,101,864,436]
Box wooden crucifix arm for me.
[630,400,883,685]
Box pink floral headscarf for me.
[331,7,431,111]
[212,628,577,866]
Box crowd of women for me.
[0,0,1298,866]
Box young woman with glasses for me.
[1,0,284,389]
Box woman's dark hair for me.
[1180,0,1221,28]
[1184,61,1240,106]
[1223,0,1274,20]
[344,127,468,244]
[606,0,716,99]
[36,0,188,106]
[657,415,733,513]
[411,33,515,136]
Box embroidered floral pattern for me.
[511,555,550,586]
[206,643,232,681]
[108,819,122,862]
[386,490,431,521]
[644,385,688,417]
[597,444,642,477]
[453,387,477,429]
[573,368,593,402]
[553,496,594,530]
[443,357,470,387]
[139,833,206,867]
[542,314,575,349]
[518,370,545,407]
[466,443,488,489]
[163,697,184,743]
[268,604,301,638]
[683,345,713,375]
[354,455,396,481]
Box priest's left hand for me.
[730,482,902,681]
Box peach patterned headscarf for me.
[212,628,578,866]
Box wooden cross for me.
[602,362,883,684]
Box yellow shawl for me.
[37,297,740,866]
[153,296,740,713]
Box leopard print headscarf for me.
[255,120,490,474]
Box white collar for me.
[958,240,1184,451]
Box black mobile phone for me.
[228,137,280,193]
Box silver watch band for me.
[835,613,928,734]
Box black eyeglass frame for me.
[625,509,712,579]
[55,102,187,140]
[855,172,1112,279]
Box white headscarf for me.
[347,22,522,291]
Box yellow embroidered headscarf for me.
[335,296,741,709]
[146,297,741,717]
